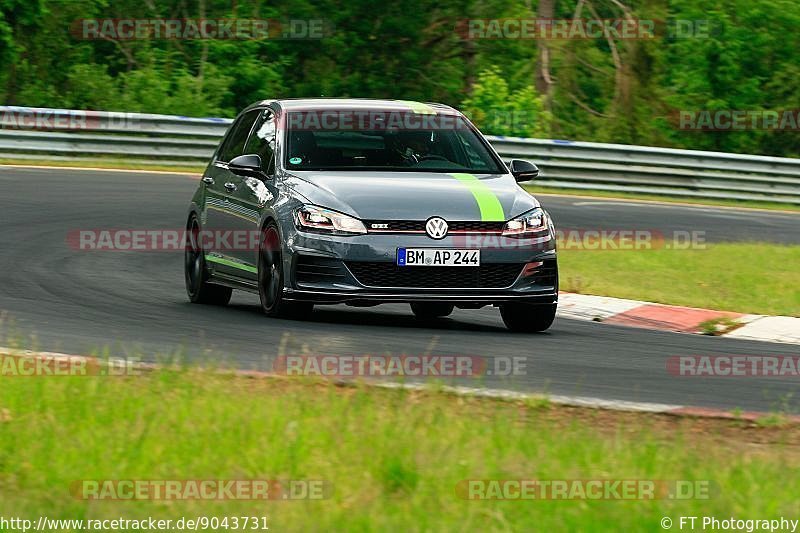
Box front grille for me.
[295,255,347,284]
[450,221,505,232]
[346,262,523,288]
[365,220,424,232]
[364,220,504,233]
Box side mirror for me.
[508,159,539,182]
[228,154,269,179]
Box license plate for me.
[397,248,480,267]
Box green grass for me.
[1,369,799,531]
[559,243,800,316]
[526,185,800,213]
[698,317,742,336]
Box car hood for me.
[283,171,540,222]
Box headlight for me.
[502,208,548,237]
[295,205,367,235]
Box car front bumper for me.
[283,229,558,305]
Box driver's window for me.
[243,110,276,175]
[218,109,260,163]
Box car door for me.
[225,109,279,274]
[202,109,261,276]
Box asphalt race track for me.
[1,166,798,412]
[540,194,800,244]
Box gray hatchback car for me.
[185,98,558,332]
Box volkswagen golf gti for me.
[184,98,558,332]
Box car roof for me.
[247,98,460,115]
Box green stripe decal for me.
[449,173,505,221]
[206,255,258,274]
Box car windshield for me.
[283,110,506,173]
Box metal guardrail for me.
[2,105,800,204]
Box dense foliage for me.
[1,0,798,156]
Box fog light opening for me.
[522,261,544,277]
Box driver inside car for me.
[391,131,442,165]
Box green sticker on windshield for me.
[449,173,505,221]
[289,157,302,164]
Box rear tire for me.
[185,215,232,305]
[258,222,313,319]
[410,302,455,319]
[500,303,556,332]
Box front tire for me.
[258,222,313,319]
[185,215,232,305]
[410,302,454,319]
[500,303,556,332]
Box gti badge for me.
[425,217,448,239]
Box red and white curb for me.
[558,292,800,345]
[2,347,797,423]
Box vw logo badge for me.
[425,217,449,239]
